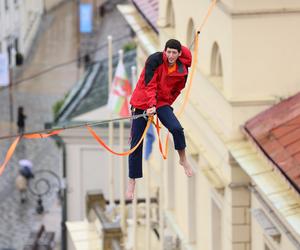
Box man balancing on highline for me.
[126,39,194,200]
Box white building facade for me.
[0,0,44,65]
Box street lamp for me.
[27,169,64,214]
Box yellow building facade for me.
[65,1,300,249]
[137,0,300,250]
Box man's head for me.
[164,39,182,66]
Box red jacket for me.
[130,46,192,110]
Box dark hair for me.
[164,39,181,52]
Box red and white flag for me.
[108,58,132,117]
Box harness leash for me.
[87,116,153,156]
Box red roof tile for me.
[276,128,300,147]
[294,153,300,163]
[244,92,300,192]
[132,0,159,33]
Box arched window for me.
[186,18,195,48]
[166,0,175,28]
[211,42,223,77]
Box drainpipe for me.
[52,134,67,250]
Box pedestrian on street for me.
[84,54,91,71]
[126,39,194,200]
[17,106,26,134]
[18,159,34,179]
[16,159,34,203]
[15,174,28,203]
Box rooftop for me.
[244,92,300,192]
[131,0,159,33]
[56,49,136,123]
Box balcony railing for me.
[86,190,123,250]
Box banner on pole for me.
[108,58,132,117]
[79,3,93,33]
[0,53,9,86]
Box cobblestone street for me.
[0,1,78,249]
[0,0,133,248]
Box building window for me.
[167,145,175,210]
[210,42,223,89]
[7,46,11,65]
[166,0,175,28]
[265,244,272,250]
[14,39,19,52]
[186,18,195,49]
[187,173,197,244]
[5,0,9,10]
[212,199,222,250]
[211,42,223,77]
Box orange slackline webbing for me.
[0,130,63,176]
[0,115,151,176]
[0,1,217,175]
[0,137,20,176]
[86,116,153,156]
[23,130,63,139]
[156,0,217,159]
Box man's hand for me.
[146,107,156,116]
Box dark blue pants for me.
[128,105,186,179]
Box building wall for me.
[0,1,21,57]
[231,13,300,100]
[251,192,300,250]
[62,127,129,221]
[44,0,65,12]
[221,0,300,11]
[194,163,213,250]
[0,0,44,62]
[154,0,300,250]
[20,0,44,58]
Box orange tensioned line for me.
[0,114,150,176]
[0,130,63,176]
[0,1,217,174]
[23,130,63,139]
[0,137,21,176]
[0,117,153,176]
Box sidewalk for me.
[0,0,135,248]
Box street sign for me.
[79,3,93,33]
[0,53,9,86]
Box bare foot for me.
[126,179,136,200]
[179,159,194,177]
